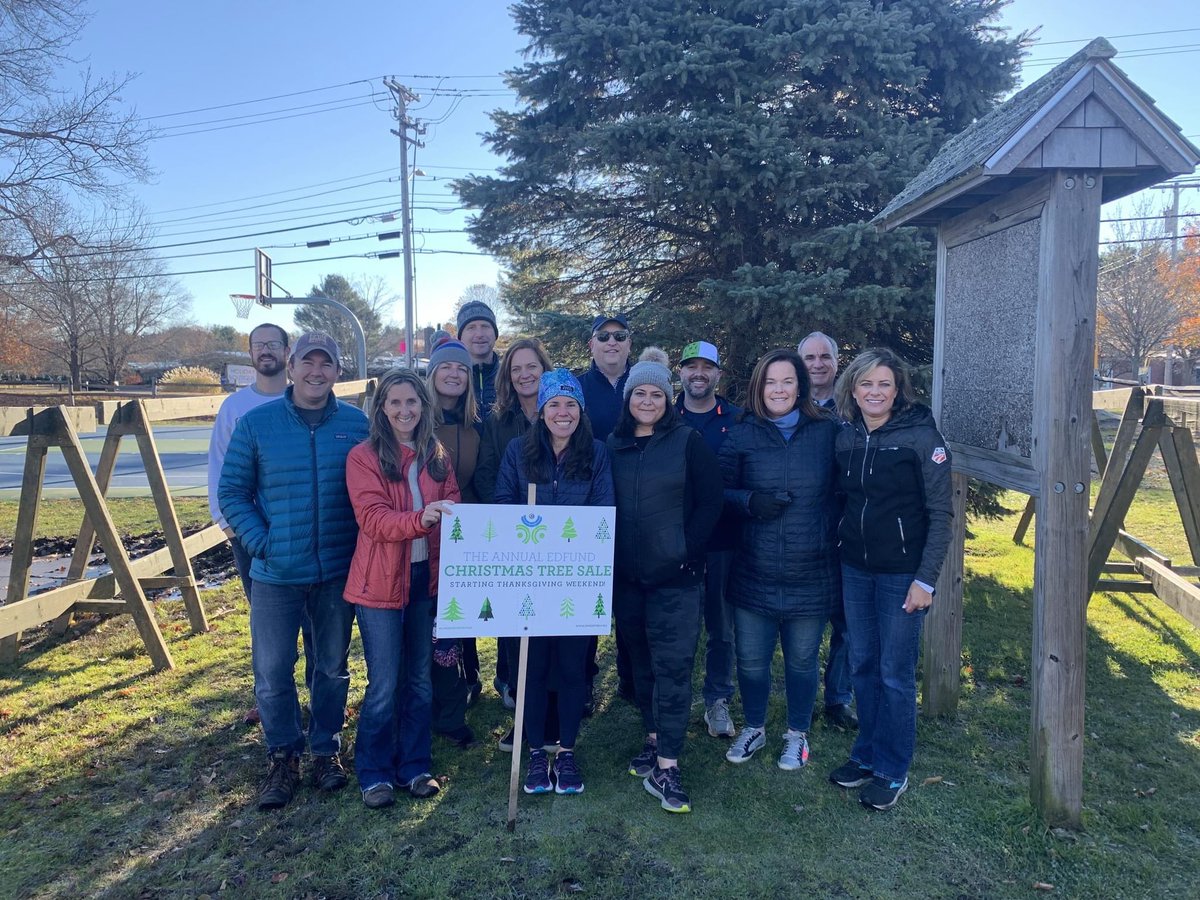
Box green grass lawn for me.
[0,494,1198,898]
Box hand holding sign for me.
[420,499,455,529]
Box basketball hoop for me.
[230,293,257,319]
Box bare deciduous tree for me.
[0,0,151,266]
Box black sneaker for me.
[553,750,584,795]
[258,751,300,810]
[498,727,515,753]
[825,704,859,731]
[311,753,349,791]
[643,764,691,813]
[859,775,909,811]
[829,759,874,789]
[466,681,482,708]
[524,749,552,794]
[437,725,477,749]
[628,740,658,778]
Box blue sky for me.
[69,1,1200,335]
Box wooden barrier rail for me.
[1,380,376,669]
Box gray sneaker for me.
[778,730,810,770]
[725,726,765,764]
[704,698,736,737]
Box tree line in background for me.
[458,0,1027,395]
[1097,204,1200,383]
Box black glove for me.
[748,491,790,519]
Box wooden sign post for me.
[874,37,1199,826]
[435,493,616,830]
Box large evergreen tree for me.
[458,0,1024,390]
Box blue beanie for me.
[537,368,585,412]
[427,339,471,373]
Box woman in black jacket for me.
[719,348,840,772]
[828,348,952,812]
[608,348,722,815]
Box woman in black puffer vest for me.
[719,348,841,772]
[608,348,722,815]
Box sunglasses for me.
[594,331,629,343]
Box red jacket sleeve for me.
[346,446,430,543]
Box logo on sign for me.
[516,514,547,545]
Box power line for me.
[151,168,397,215]
[1031,28,1200,48]
[144,77,384,120]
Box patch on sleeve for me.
[931,446,947,465]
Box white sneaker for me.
[725,727,765,763]
[704,698,736,737]
[778,730,810,771]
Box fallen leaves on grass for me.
[1135,787,1156,797]
[922,775,943,786]
[1033,882,1054,891]
[271,872,289,884]
[561,879,584,893]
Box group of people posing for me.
[209,301,953,817]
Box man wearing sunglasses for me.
[578,314,633,442]
[577,314,636,706]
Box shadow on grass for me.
[0,568,1198,899]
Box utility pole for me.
[384,78,425,369]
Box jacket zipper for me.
[633,443,644,582]
[310,424,323,582]
[897,517,907,555]
[859,429,871,567]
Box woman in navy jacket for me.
[495,368,614,797]
[828,348,953,812]
[719,348,840,772]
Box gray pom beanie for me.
[623,346,673,399]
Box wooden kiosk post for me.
[874,38,1199,826]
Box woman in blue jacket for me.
[494,368,614,797]
[719,348,840,772]
[828,348,953,812]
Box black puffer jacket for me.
[608,423,722,588]
[835,404,953,586]
[719,413,841,618]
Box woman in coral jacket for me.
[344,368,459,810]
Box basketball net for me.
[230,294,257,319]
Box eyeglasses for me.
[594,331,629,343]
[250,340,285,351]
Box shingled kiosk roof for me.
[875,37,1200,230]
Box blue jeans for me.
[841,564,927,782]
[232,536,314,693]
[250,577,354,757]
[733,606,826,732]
[702,550,736,706]
[824,596,853,708]
[354,562,433,787]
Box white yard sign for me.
[436,503,615,638]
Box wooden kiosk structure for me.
[874,38,1200,825]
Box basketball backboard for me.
[254,248,273,307]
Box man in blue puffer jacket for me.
[219,332,368,810]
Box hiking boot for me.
[553,750,585,795]
[643,764,691,814]
[629,739,658,778]
[829,759,873,789]
[860,775,909,811]
[725,727,765,764]
[362,782,395,810]
[498,727,515,753]
[704,698,735,737]
[406,773,440,799]
[257,751,300,810]
[778,730,810,771]
[311,753,349,791]
[524,749,552,794]
[825,703,859,731]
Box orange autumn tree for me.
[1162,227,1200,375]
